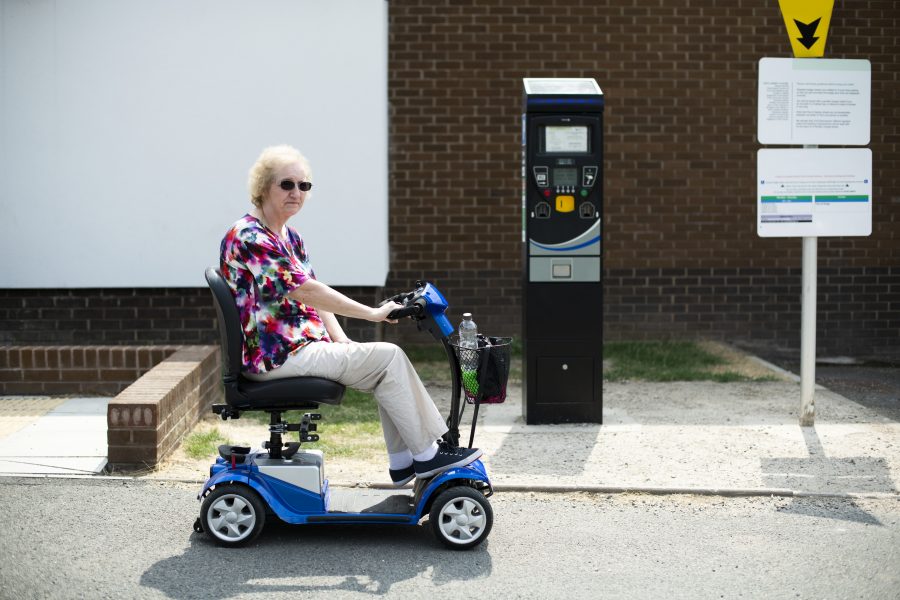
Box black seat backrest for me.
[205,267,244,382]
[204,266,345,412]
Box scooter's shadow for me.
[141,521,493,597]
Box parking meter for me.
[522,78,603,424]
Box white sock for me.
[413,442,439,463]
[388,449,413,470]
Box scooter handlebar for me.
[378,292,409,307]
[386,303,423,320]
[379,282,429,320]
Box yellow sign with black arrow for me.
[777,0,834,57]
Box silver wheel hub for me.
[438,497,486,544]
[208,493,256,542]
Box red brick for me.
[0,370,23,382]
[99,368,141,383]
[107,430,133,445]
[0,382,45,395]
[59,369,98,383]
[23,368,59,383]
[5,350,21,369]
[108,445,158,466]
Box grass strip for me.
[183,427,231,460]
[604,341,762,382]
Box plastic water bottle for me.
[459,313,479,394]
[459,313,478,349]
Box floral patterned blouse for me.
[220,214,330,374]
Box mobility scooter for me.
[194,268,510,549]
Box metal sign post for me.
[800,216,817,427]
[759,3,872,427]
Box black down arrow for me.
[794,17,821,50]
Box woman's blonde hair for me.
[247,145,313,207]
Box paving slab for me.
[0,397,67,438]
[0,397,109,475]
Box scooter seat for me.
[204,267,346,412]
[229,375,345,411]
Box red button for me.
[543,189,551,197]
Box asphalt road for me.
[0,477,898,599]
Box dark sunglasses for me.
[278,180,313,192]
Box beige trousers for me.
[245,341,448,455]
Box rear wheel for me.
[429,486,493,550]
[200,484,266,546]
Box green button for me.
[580,189,588,197]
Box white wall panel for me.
[0,0,388,287]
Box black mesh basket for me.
[451,335,513,405]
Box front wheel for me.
[429,486,493,550]
[200,484,266,546]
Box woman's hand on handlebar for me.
[371,302,402,324]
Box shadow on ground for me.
[141,523,492,597]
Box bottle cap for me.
[462,313,472,319]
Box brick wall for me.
[0,345,179,395]
[384,0,899,356]
[0,345,222,468]
[0,289,216,345]
[107,346,221,467]
[0,286,379,346]
[605,266,900,356]
[1,1,897,357]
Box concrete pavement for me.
[1,375,898,499]
[0,396,109,475]
[473,381,899,497]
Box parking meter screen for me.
[545,126,588,153]
[552,168,578,187]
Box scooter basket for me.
[451,335,512,404]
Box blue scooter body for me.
[199,454,491,525]
[198,280,495,546]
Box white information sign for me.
[758,58,871,146]
[757,149,872,237]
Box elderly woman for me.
[220,145,481,485]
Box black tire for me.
[429,486,493,550]
[200,484,266,547]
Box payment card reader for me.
[522,78,603,424]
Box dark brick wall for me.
[0,289,216,345]
[0,346,178,396]
[0,286,379,346]
[2,1,898,357]
[604,266,900,358]
[383,0,900,355]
